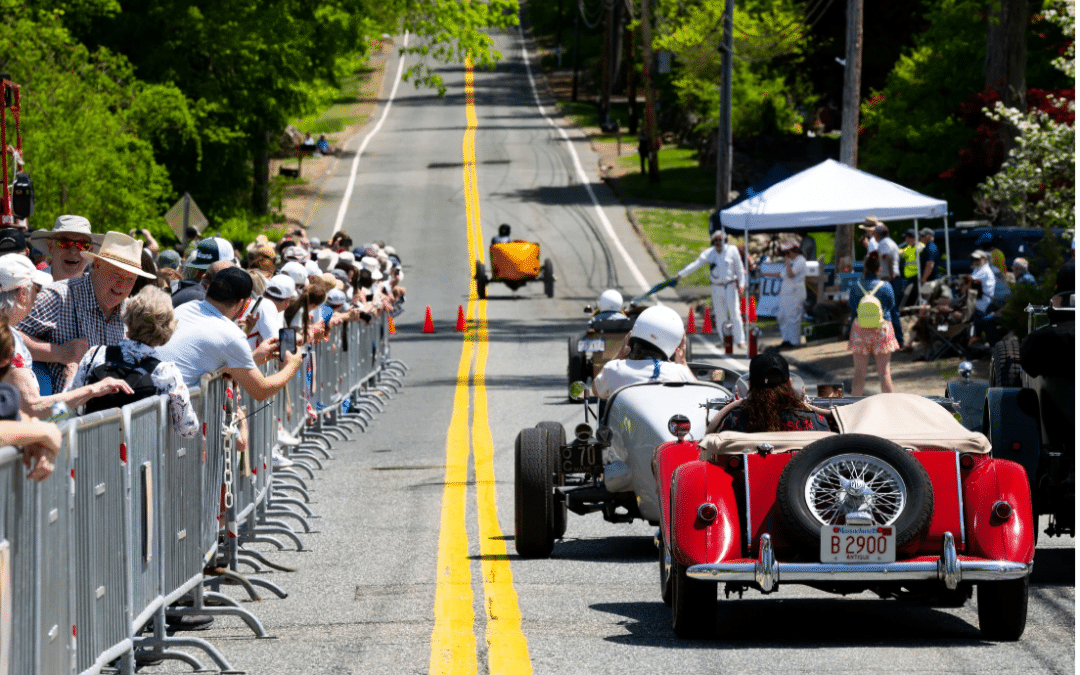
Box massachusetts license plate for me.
[820,525,896,563]
[577,339,606,353]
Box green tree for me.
[653,0,811,143]
[0,3,186,236]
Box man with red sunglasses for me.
[29,215,102,282]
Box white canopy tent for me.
[717,159,951,351]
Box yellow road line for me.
[431,51,532,675]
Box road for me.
[146,27,1074,675]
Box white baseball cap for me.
[0,253,52,291]
[279,261,308,288]
[360,256,383,280]
[264,274,298,301]
[305,260,322,277]
[326,288,347,306]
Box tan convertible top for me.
[698,393,991,457]
[833,393,991,454]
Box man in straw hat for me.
[18,231,154,392]
[29,215,103,282]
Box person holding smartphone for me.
[245,274,298,349]
[158,267,303,401]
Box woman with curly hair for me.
[713,352,830,432]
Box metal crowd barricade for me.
[4,309,406,674]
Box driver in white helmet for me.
[592,305,694,398]
[588,289,628,326]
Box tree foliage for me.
[653,0,811,142]
[0,2,183,236]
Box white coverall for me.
[678,243,746,344]
[778,253,807,345]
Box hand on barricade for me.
[20,420,62,481]
[311,323,327,343]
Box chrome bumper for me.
[687,532,1031,592]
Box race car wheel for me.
[658,533,672,606]
[475,261,488,300]
[777,434,934,551]
[671,559,716,638]
[536,421,568,539]
[542,258,554,298]
[977,576,1029,641]
[515,428,554,558]
[990,337,1023,387]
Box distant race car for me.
[475,240,553,299]
[655,393,1035,641]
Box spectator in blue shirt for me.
[919,228,940,283]
[1012,258,1037,289]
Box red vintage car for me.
[656,393,1034,640]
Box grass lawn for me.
[635,208,714,285]
[613,148,715,205]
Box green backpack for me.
[856,281,886,328]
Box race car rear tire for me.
[475,261,488,300]
[515,428,554,558]
[658,532,672,606]
[777,434,934,551]
[671,559,716,638]
[536,421,568,539]
[542,258,554,298]
[977,576,1029,641]
[990,337,1022,388]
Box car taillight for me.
[697,502,718,523]
[959,453,974,469]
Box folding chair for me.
[926,320,972,360]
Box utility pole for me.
[601,0,613,124]
[715,0,735,210]
[835,0,863,266]
[625,17,638,135]
[572,11,581,101]
[641,0,659,181]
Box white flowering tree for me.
[976,1,1075,231]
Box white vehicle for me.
[514,378,731,558]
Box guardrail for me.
[0,312,406,675]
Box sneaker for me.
[272,451,295,469]
[277,429,302,446]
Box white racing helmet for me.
[598,289,623,313]
[630,305,684,359]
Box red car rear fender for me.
[669,460,741,566]
[654,440,699,545]
[963,458,1036,563]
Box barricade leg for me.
[237,546,297,573]
[168,585,269,639]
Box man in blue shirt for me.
[918,228,940,284]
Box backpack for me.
[856,281,886,328]
[82,346,161,414]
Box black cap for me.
[0,228,26,254]
[749,352,790,390]
[206,266,253,303]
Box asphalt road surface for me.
[145,28,1074,675]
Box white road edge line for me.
[332,31,411,235]
[518,32,650,294]
[518,30,741,364]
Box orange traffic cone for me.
[388,315,396,334]
[455,305,466,332]
[685,308,697,334]
[702,306,714,334]
[423,306,435,333]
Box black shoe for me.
[165,613,215,631]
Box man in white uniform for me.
[777,239,806,349]
[675,230,746,346]
[592,306,694,398]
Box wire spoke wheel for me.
[804,454,907,526]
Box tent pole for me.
[914,218,922,306]
[943,214,951,279]
[744,224,750,358]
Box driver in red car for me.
[712,352,831,432]
[592,305,694,398]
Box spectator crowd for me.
[0,216,405,481]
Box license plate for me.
[577,339,605,353]
[820,525,896,563]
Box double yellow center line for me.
[429,54,532,675]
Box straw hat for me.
[81,231,155,279]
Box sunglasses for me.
[53,238,92,251]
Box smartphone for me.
[279,327,297,362]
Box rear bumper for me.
[687,532,1031,592]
